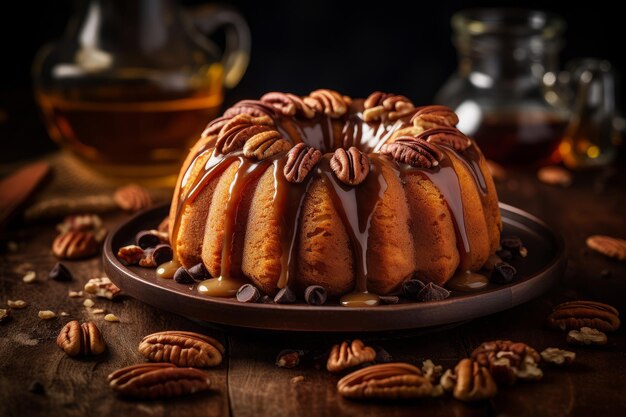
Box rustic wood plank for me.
[0,214,229,417]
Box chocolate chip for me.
[500,235,528,258]
[28,381,45,395]
[236,284,260,303]
[173,267,194,284]
[416,282,451,302]
[135,231,161,249]
[260,295,273,304]
[402,279,425,300]
[49,262,72,282]
[491,262,517,284]
[304,285,327,305]
[152,244,173,265]
[379,295,400,305]
[274,287,296,304]
[188,263,209,281]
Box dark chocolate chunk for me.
[188,263,209,281]
[236,284,260,303]
[49,262,72,282]
[500,235,528,258]
[173,267,194,284]
[491,262,517,284]
[496,249,513,261]
[304,285,327,306]
[379,295,400,305]
[135,231,161,249]
[274,287,296,304]
[28,381,45,395]
[402,279,425,300]
[416,282,451,302]
[260,295,273,304]
[152,244,173,265]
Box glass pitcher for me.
[436,9,619,168]
[33,0,250,181]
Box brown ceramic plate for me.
[103,203,565,332]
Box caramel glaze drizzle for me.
[172,99,488,304]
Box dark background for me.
[0,0,622,160]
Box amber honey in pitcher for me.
[36,81,223,179]
[470,111,567,165]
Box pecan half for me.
[540,347,576,365]
[84,277,121,300]
[586,235,626,261]
[52,231,99,259]
[363,92,415,122]
[419,127,471,151]
[57,214,103,234]
[242,129,291,160]
[471,340,542,384]
[327,339,377,373]
[567,327,608,345]
[139,331,225,368]
[216,114,275,154]
[56,320,106,357]
[547,300,620,332]
[303,89,350,118]
[379,136,444,168]
[330,147,370,185]
[411,105,459,130]
[117,245,144,265]
[449,358,497,402]
[108,363,211,399]
[261,92,316,118]
[202,115,232,138]
[114,183,152,212]
[223,99,276,118]
[283,143,322,183]
[337,363,433,400]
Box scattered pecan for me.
[471,340,542,384]
[363,92,415,122]
[586,235,626,261]
[52,231,98,259]
[261,92,316,118]
[411,105,459,130]
[547,300,620,332]
[283,143,322,183]
[57,214,103,234]
[421,359,443,384]
[242,129,291,160]
[107,363,211,399]
[56,320,106,357]
[303,89,350,118]
[330,147,370,185]
[139,331,224,368]
[567,327,608,345]
[84,277,121,300]
[450,358,497,402]
[114,183,152,212]
[276,349,305,368]
[223,99,276,118]
[337,363,433,400]
[540,348,576,366]
[327,340,377,373]
[0,309,9,322]
[537,166,572,187]
[117,245,144,265]
[7,300,27,309]
[379,136,443,168]
[419,127,471,151]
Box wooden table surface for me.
[1,162,625,417]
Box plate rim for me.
[103,203,565,331]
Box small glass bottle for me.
[436,9,569,166]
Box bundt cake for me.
[168,89,502,306]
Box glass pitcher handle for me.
[187,5,251,89]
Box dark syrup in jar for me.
[470,111,567,165]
